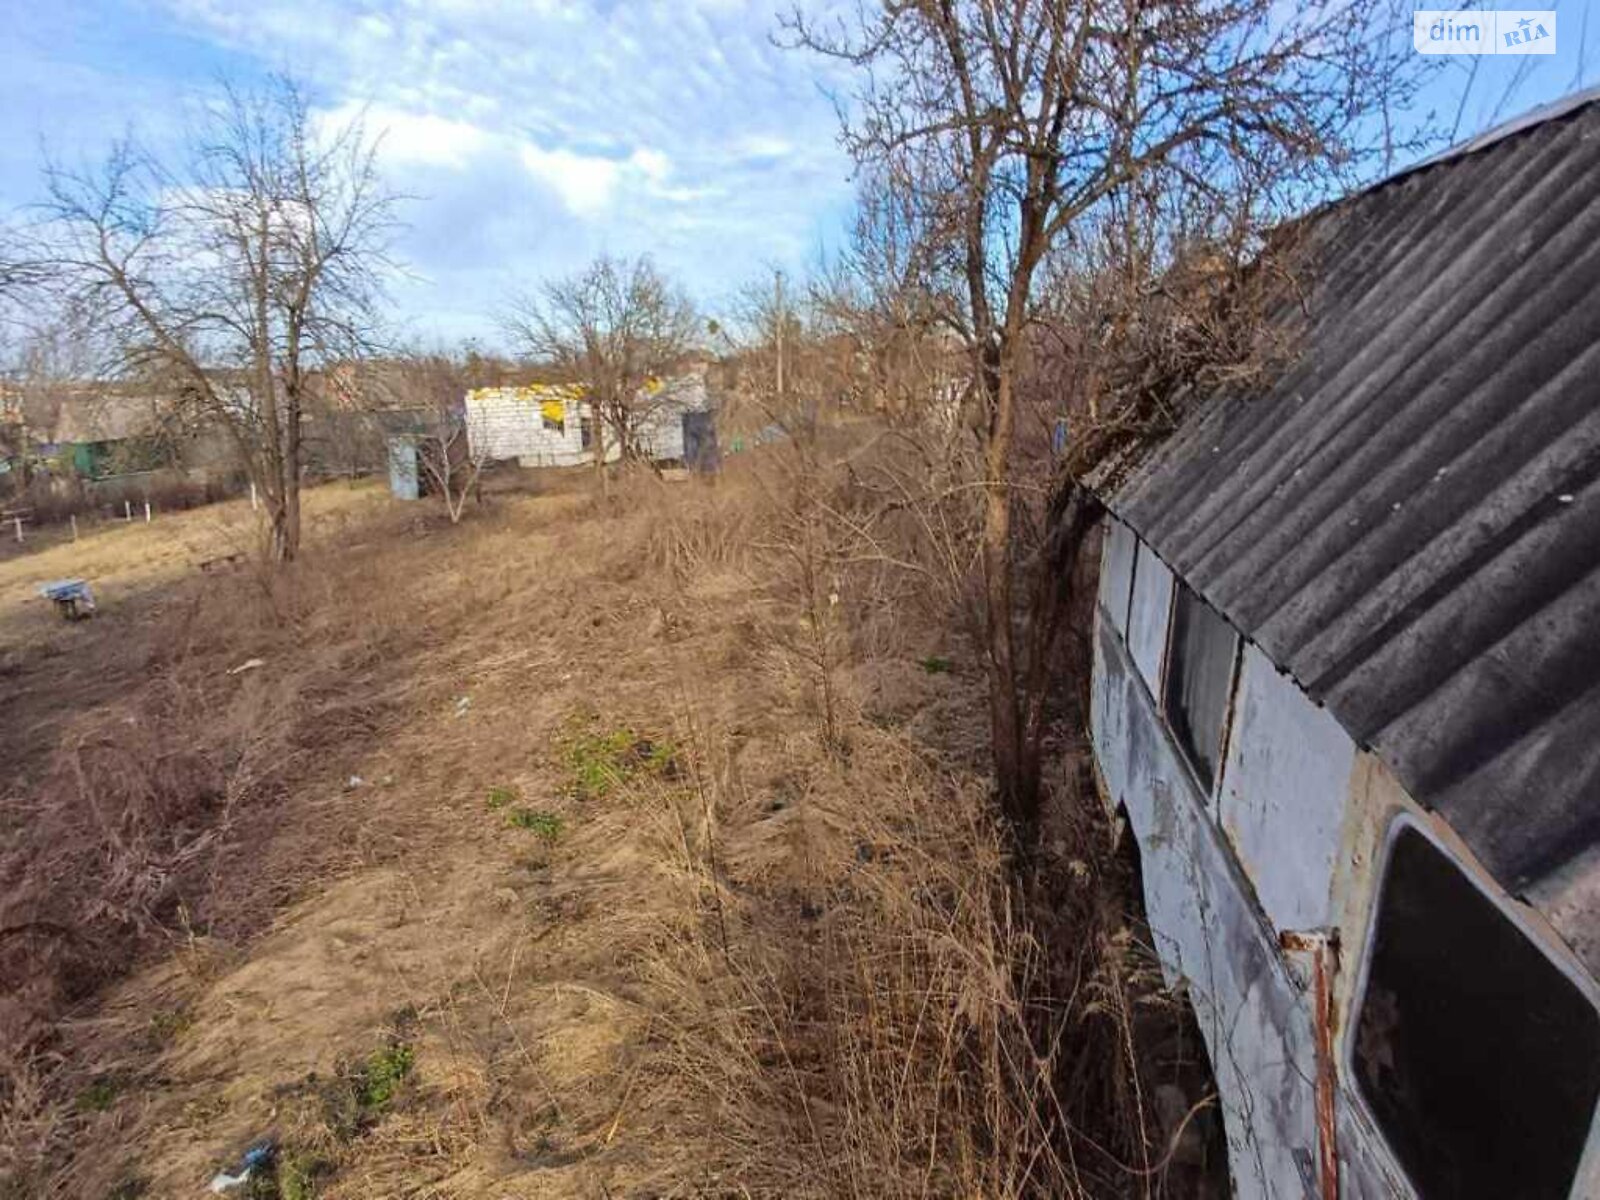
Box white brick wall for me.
[465,374,709,468]
[465,387,594,467]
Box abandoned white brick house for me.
[464,372,712,468]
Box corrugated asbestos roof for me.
[1109,93,1600,931]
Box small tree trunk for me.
[280,480,300,560]
[269,498,293,561]
[983,497,1028,827]
[446,461,469,523]
[266,445,301,562]
[282,390,302,561]
[981,351,1034,832]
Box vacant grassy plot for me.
[0,452,1215,1199]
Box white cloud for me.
[321,102,491,169]
[515,143,709,217]
[356,13,394,40]
[518,143,622,215]
[630,146,671,185]
[735,134,794,161]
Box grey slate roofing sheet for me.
[1109,93,1600,915]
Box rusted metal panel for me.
[1281,931,1341,1200]
[1220,644,1358,932]
[1127,542,1174,699]
[1097,603,1430,1197]
[1108,95,1600,977]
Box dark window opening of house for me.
[543,413,565,433]
[1352,825,1600,1200]
[580,418,593,450]
[1162,583,1237,791]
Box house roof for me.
[1107,90,1600,956]
[48,388,160,444]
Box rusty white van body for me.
[1089,88,1600,1200]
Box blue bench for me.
[39,579,96,620]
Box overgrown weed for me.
[506,809,565,841]
[559,712,677,801]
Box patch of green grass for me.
[507,808,564,841]
[565,727,638,800]
[234,1148,322,1200]
[75,1075,121,1113]
[561,714,678,801]
[644,737,679,771]
[317,1041,417,1141]
[276,1149,333,1200]
[252,1038,412,1198]
[919,655,953,674]
[485,784,519,811]
[358,1043,415,1111]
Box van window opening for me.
[1162,583,1237,792]
[1352,824,1600,1199]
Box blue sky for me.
[1,0,859,345]
[0,1,1594,346]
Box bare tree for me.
[503,254,699,492]
[29,75,402,561]
[371,353,489,524]
[716,267,916,435]
[788,0,1422,831]
[417,408,490,524]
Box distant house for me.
[1090,89,1600,1200]
[43,389,164,477]
[0,385,178,479]
[465,372,712,468]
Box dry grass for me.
[0,449,1220,1199]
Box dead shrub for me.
[600,436,1216,1198]
[638,742,1057,1197]
[603,697,1209,1198]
